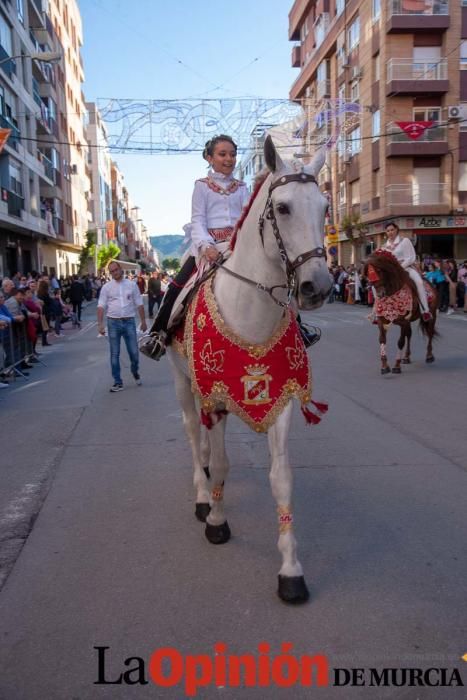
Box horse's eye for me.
[276,203,290,215]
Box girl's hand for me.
[204,245,220,262]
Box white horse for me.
[168,136,332,603]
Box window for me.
[347,16,360,51]
[372,0,381,21]
[413,107,441,122]
[349,126,361,155]
[9,162,23,196]
[373,170,380,198]
[350,80,359,101]
[374,53,380,81]
[461,41,467,68]
[338,83,346,103]
[16,0,24,24]
[339,181,346,204]
[412,167,441,205]
[372,110,380,140]
[350,180,360,205]
[0,14,13,56]
[336,0,345,17]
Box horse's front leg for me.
[402,324,412,364]
[169,356,210,521]
[268,402,309,604]
[378,323,390,375]
[205,414,231,544]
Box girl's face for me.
[385,225,399,242]
[207,141,237,176]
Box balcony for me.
[0,45,16,79]
[386,122,448,156]
[28,0,45,26]
[386,183,449,211]
[0,115,20,146]
[386,58,448,95]
[7,191,24,218]
[289,0,312,40]
[387,0,449,33]
[38,151,54,181]
[291,44,301,68]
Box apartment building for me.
[0,0,90,278]
[288,0,466,264]
[85,101,112,248]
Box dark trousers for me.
[153,257,197,332]
[72,300,83,321]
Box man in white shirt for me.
[97,261,147,392]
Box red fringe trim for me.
[301,406,321,425]
[311,400,328,414]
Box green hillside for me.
[150,235,185,260]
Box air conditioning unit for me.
[448,105,461,120]
[351,66,363,80]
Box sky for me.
[79,0,297,235]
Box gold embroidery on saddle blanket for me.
[173,278,313,433]
[374,281,434,324]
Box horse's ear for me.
[307,147,326,177]
[264,135,284,173]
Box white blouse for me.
[383,235,416,269]
[190,170,249,254]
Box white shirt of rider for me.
[383,234,416,269]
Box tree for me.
[97,242,121,271]
[79,230,97,272]
[162,257,181,272]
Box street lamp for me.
[0,51,62,67]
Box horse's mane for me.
[364,251,417,298]
[230,168,270,251]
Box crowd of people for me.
[328,257,467,313]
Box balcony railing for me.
[0,115,20,145]
[389,0,449,16]
[387,58,447,81]
[38,151,54,180]
[386,122,446,143]
[386,183,448,206]
[0,45,16,79]
[7,191,24,218]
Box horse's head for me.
[263,136,333,310]
[364,249,409,297]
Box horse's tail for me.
[418,280,439,338]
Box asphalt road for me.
[0,299,466,700]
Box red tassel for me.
[301,405,321,425]
[200,409,213,429]
[311,400,328,414]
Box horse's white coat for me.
[167,139,331,594]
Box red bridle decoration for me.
[367,264,380,283]
[373,248,399,264]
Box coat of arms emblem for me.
[241,364,272,405]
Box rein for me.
[217,172,326,308]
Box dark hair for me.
[384,221,399,232]
[203,134,237,162]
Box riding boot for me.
[296,314,321,348]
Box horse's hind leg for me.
[379,325,390,375]
[205,414,231,544]
[392,325,406,373]
[402,325,412,364]
[170,359,210,521]
[268,402,309,604]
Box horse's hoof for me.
[402,358,411,364]
[277,575,310,604]
[205,521,231,544]
[426,356,435,364]
[203,466,211,480]
[391,367,401,374]
[195,503,211,522]
[381,367,391,375]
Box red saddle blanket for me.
[173,278,323,432]
[374,281,434,323]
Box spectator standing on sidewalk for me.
[458,260,467,312]
[97,261,147,392]
[147,271,161,318]
[69,275,84,325]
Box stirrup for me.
[299,322,321,348]
[138,329,167,361]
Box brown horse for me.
[364,250,438,375]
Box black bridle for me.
[216,171,326,308]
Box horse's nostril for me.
[300,281,314,297]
